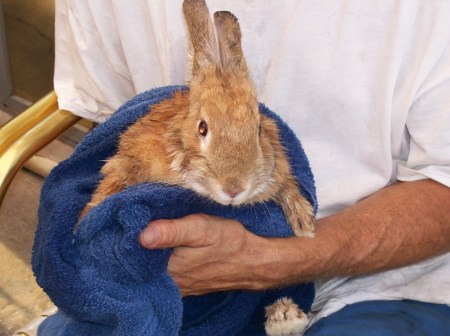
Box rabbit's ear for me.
[183,0,218,76]
[214,11,248,77]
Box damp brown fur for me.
[80,0,315,239]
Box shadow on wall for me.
[3,0,55,102]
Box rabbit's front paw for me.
[283,194,315,238]
[276,181,315,238]
[287,202,315,238]
[265,297,308,336]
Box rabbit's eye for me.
[198,120,208,137]
[258,124,262,135]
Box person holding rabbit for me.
[136,1,450,334]
[54,0,450,334]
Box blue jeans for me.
[39,299,450,335]
[306,300,450,336]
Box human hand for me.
[140,181,450,297]
[138,214,283,296]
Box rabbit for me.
[264,297,309,336]
[80,0,315,239]
[80,0,314,334]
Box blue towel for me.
[32,86,317,336]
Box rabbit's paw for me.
[277,181,315,238]
[265,297,308,336]
[286,198,315,238]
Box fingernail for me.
[140,225,159,248]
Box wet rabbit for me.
[80,1,314,239]
[80,1,314,334]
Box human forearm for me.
[139,179,450,295]
[261,179,450,288]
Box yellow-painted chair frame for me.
[0,92,81,205]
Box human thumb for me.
[138,214,212,249]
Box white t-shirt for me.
[55,0,450,325]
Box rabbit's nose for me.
[223,178,244,198]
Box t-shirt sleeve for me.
[396,41,450,187]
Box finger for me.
[138,214,215,249]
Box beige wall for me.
[3,0,55,102]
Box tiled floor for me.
[0,168,53,336]
[0,110,75,336]
[1,1,70,334]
